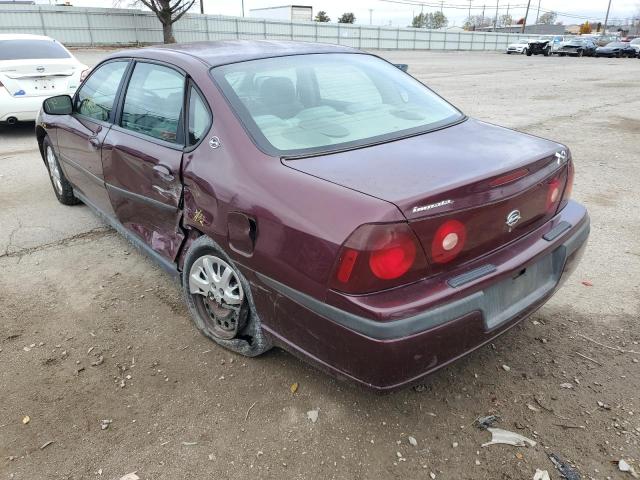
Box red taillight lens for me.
[330,222,428,294]
[546,177,562,212]
[431,219,467,264]
[369,232,417,280]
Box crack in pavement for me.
[0,227,114,260]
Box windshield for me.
[212,53,463,156]
[0,39,71,60]
[631,38,640,44]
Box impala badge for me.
[506,210,521,230]
[555,150,567,165]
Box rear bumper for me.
[0,93,57,122]
[252,200,589,391]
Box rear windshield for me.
[0,40,71,60]
[211,53,463,156]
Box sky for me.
[53,0,640,27]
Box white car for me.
[0,34,89,124]
[630,38,640,54]
[506,39,531,54]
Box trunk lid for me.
[0,59,80,97]
[285,118,569,269]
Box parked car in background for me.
[0,34,89,125]
[556,38,598,57]
[595,41,637,58]
[593,34,619,46]
[35,40,590,390]
[629,38,640,55]
[527,37,552,56]
[506,39,531,54]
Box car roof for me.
[109,40,361,68]
[0,33,55,41]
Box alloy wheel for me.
[189,255,245,339]
[46,146,63,195]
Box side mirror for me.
[43,95,73,115]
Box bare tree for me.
[138,0,196,43]
[464,14,492,30]
[499,14,513,26]
[538,11,557,25]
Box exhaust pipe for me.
[6,117,17,125]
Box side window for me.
[188,86,211,146]
[75,61,128,122]
[121,63,185,144]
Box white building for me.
[249,5,313,22]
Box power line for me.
[378,0,632,22]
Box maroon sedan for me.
[36,41,589,391]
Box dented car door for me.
[102,60,185,262]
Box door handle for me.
[153,164,174,182]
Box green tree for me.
[338,12,355,23]
[427,11,448,29]
[314,10,330,22]
[412,12,426,28]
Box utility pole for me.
[481,3,485,24]
[493,0,499,30]
[603,0,612,35]
[468,0,472,23]
[521,0,531,33]
[535,0,541,23]
[369,8,373,25]
[241,0,245,17]
[199,0,203,14]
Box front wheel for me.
[42,136,80,206]
[526,50,532,56]
[182,235,271,356]
[577,49,584,57]
[543,48,550,57]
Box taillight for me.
[330,222,428,294]
[560,159,574,207]
[431,219,467,264]
[546,177,562,212]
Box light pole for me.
[521,0,531,33]
[603,0,612,34]
[369,8,373,25]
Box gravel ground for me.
[1,49,639,480]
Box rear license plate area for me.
[482,254,558,330]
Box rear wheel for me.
[526,49,532,56]
[182,235,271,356]
[43,136,80,206]
[543,47,550,56]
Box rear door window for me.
[187,85,211,146]
[121,62,185,144]
[75,61,129,122]
[0,39,71,60]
